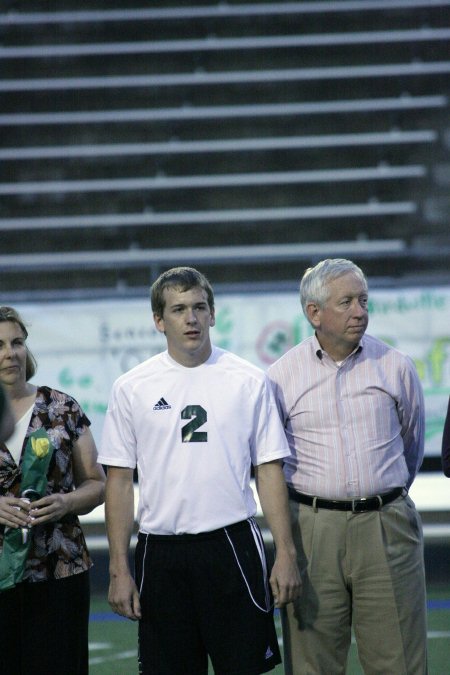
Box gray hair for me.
[300,259,368,316]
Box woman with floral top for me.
[0,306,106,675]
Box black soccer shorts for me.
[135,518,281,675]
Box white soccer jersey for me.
[99,346,289,534]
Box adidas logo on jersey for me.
[153,397,171,410]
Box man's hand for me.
[108,570,142,621]
[270,549,302,608]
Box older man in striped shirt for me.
[269,258,427,675]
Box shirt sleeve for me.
[98,380,137,468]
[251,374,290,466]
[441,396,450,478]
[65,392,91,439]
[397,356,425,487]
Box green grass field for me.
[88,586,450,674]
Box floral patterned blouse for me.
[0,386,92,582]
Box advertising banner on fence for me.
[15,285,450,457]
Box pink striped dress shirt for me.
[268,333,425,499]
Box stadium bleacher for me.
[0,0,449,300]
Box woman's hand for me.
[27,493,72,525]
[0,495,33,528]
[26,426,105,526]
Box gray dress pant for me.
[282,494,428,675]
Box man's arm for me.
[398,358,425,487]
[105,466,141,621]
[254,460,301,608]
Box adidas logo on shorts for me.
[153,397,171,410]
[265,646,274,660]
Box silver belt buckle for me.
[352,497,368,513]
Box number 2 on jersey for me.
[181,405,207,442]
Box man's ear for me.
[153,312,165,334]
[209,308,216,328]
[306,302,321,328]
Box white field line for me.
[89,649,137,666]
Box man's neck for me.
[168,344,213,368]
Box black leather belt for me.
[287,486,404,513]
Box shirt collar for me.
[313,333,364,361]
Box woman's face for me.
[0,321,28,387]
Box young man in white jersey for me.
[99,266,301,675]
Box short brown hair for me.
[150,267,215,318]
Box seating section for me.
[0,0,449,297]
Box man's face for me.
[307,272,369,361]
[154,285,215,367]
